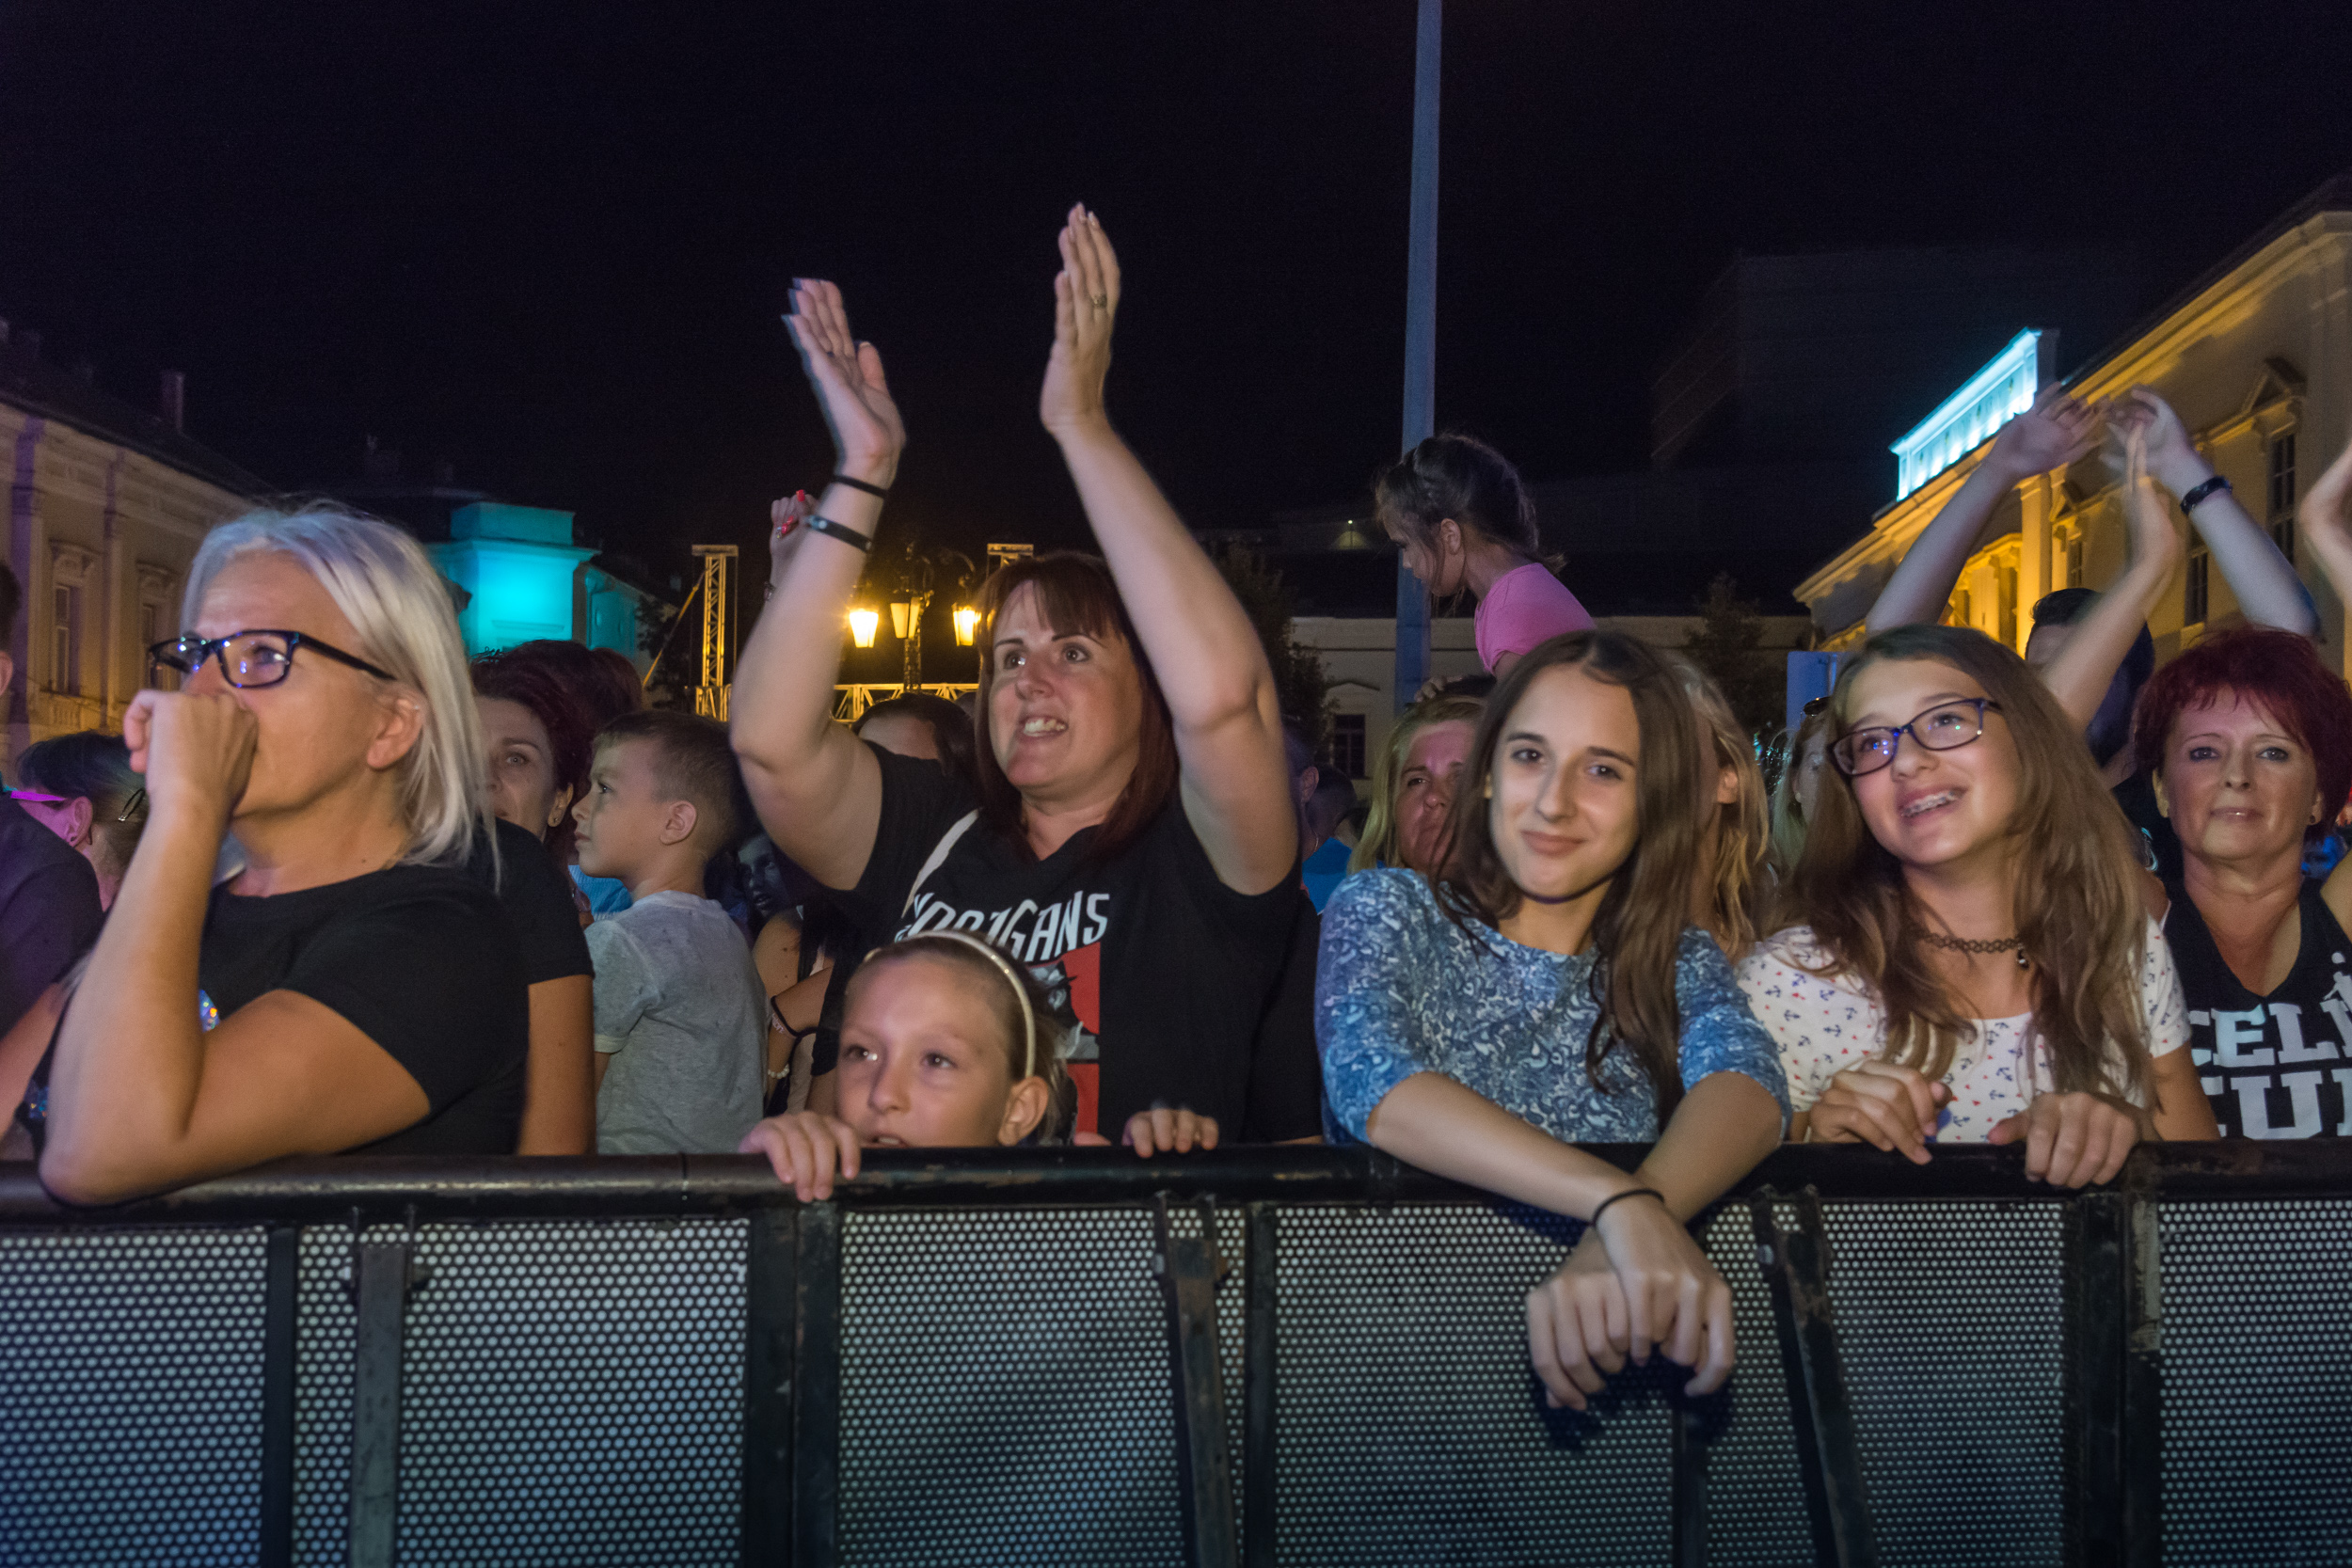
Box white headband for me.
[894,930,1040,1080]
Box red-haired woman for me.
[731,208,1318,1150]
[2147,434,2352,1138]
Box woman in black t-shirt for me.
[32,506,531,1203]
[733,208,1318,1145]
[2137,626,2352,1139]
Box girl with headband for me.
[744,930,1138,1200]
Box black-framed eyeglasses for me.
[1832,698,2002,778]
[148,630,395,689]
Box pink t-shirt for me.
[1474,562,1595,672]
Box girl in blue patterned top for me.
[1316,630,1789,1414]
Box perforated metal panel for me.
[1824,1200,2065,1566]
[292,1219,747,1567]
[2159,1198,2352,1566]
[836,1205,1245,1567]
[0,1228,265,1567]
[1275,1201,1675,1567]
[1691,1204,1814,1567]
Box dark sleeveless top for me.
[2163,879,2352,1139]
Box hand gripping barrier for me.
[2,1140,2349,1567]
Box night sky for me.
[4,1,2350,585]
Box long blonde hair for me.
[1665,653,1768,955]
[1349,695,1485,874]
[183,504,488,867]
[1784,626,2152,1101]
[1768,705,1834,878]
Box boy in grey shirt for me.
[574,711,766,1153]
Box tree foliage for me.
[1682,573,1784,741]
[1212,544,1329,755]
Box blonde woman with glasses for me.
[19,507,532,1202]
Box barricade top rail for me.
[1,1140,2346,1227]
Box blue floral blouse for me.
[1315,868,1791,1143]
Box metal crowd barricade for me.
[2,1142,2349,1567]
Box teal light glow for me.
[1891,330,2043,502]
[428,537,594,655]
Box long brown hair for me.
[1786,625,2152,1101]
[971,552,1178,863]
[1435,630,1711,1117]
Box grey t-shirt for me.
[589,892,766,1154]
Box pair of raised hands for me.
[739,1104,1217,1203]
[1986,384,2207,490]
[776,202,1124,528]
[1804,1058,2139,1186]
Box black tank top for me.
[2163,879,2352,1138]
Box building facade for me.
[1798,182,2352,669]
[4,337,265,755]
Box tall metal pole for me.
[1395,0,1440,710]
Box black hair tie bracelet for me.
[1588,1186,1667,1228]
[804,515,873,553]
[828,472,891,500]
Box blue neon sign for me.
[1891,330,2044,502]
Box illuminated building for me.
[1797,175,2352,672]
[1,330,264,751]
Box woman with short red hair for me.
[2137,626,2352,1138]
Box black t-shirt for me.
[0,794,103,1038]
[463,818,594,987]
[832,743,1321,1140]
[2115,771,2183,883]
[2165,877,2352,1139]
[21,862,530,1158]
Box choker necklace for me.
[1520,889,1580,906]
[1919,929,2029,969]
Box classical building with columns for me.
[1797,176,2352,670]
[3,329,265,754]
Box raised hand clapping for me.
[1040,204,1121,440]
[783,278,903,486]
[1986,386,2105,483]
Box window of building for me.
[1997,563,2018,647]
[2063,531,2083,591]
[1332,713,1367,781]
[2185,546,2210,627]
[52,583,82,694]
[2269,432,2297,520]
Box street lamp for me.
[953,605,979,646]
[848,607,879,649]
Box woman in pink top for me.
[1376,433,1595,676]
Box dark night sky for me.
[4,0,2350,585]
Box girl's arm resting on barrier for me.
[728,278,898,892]
[1362,1072,1731,1405]
[1534,1069,1784,1405]
[516,974,595,1155]
[1867,388,2104,634]
[2150,1047,2219,1141]
[40,691,432,1204]
[2122,387,2314,635]
[1041,209,1295,895]
[2038,426,2185,728]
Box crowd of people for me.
[6,205,2352,1412]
